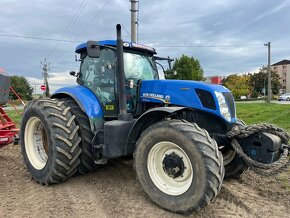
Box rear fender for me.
[51,85,104,132]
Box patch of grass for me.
[237,103,290,191]
[3,110,23,127]
[3,103,290,133]
[236,103,290,133]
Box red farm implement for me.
[0,71,24,147]
[0,107,19,147]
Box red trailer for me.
[0,69,22,147]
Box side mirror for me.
[70,71,76,76]
[87,41,100,58]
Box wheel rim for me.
[222,149,236,165]
[24,117,49,170]
[147,141,193,196]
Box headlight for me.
[214,91,231,121]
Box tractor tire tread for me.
[134,119,224,214]
[61,98,96,174]
[20,99,81,185]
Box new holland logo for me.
[142,93,170,104]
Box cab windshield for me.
[123,51,158,80]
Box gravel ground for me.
[0,144,289,218]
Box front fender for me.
[125,107,188,155]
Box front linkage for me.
[226,123,290,176]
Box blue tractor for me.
[20,24,288,214]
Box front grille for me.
[195,89,216,110]
[222,92,236,118]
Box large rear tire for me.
[62,98,97,174]
[134,120,224,214]
[20,99,81,184]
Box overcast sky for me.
[1,0,290,92]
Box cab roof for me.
[75,40,157,55]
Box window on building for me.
[283,66,286,70]
[274,66,277,70]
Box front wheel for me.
[134,120,224,214]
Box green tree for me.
[10,76,33,100]
[165,55,204,81]
[250,68,281,96]
[223,74,251,99]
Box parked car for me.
[278,93,290,101]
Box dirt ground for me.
[1,144,289,218]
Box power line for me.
[50,0,109,62]
[0,34,273,49]
[0,34,81,43]
[61,0,89,38]
[121,24,131,39]
[78,0,112,39]
[47,0,89,59]
[154,44,264,48]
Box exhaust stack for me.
[116,24,132,121]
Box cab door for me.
[79,48,118,117]
[123,51,158,114]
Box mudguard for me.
[51,85,104,132]
[125,107,188,155]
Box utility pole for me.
[130,0,138,43]
[264,42,271,103]
[30,80,39,96]
[41,59,50,98]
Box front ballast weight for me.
[226,123,290,176]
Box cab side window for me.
[80,48,116,112]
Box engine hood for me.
[139,79,236,123]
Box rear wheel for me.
[134,120,224,214]
[20,99,81,184]
[62,98,97,174]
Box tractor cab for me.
[74,40,159,117]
